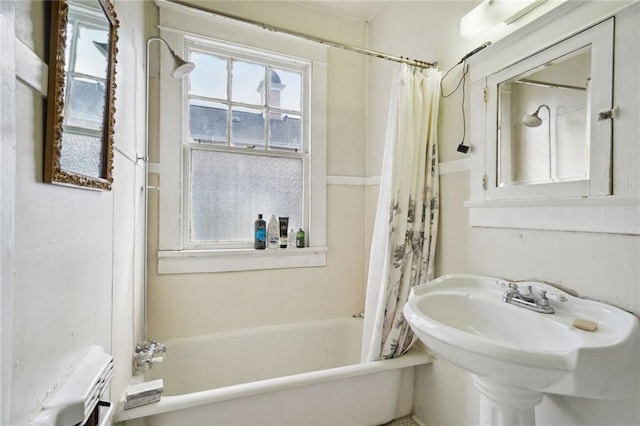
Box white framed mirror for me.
[484,18,613,200]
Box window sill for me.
[157,247,328,274]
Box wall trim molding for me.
[15,38,47,95]
[439,157,470,175]
[327,159,470,187]
[326,175,369,186]
[1,2,17,423]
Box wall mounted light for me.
[460,0,548,40]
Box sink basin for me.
[404,274,639,424]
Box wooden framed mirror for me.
[45,0,118,190]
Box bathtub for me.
[114,317,431,425]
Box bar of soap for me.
[573,318,598,332]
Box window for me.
[60,3,110,177]
[155,4,328,273]
[185,44,307,248]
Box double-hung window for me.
[156,2,327,273]
[186,43,307,248]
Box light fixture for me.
[460,0,547,40]
[522,104,552,181]
[140,37,195,340]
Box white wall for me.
[145,1,368,339]
[367,1,640,425]
[7,1,146,424]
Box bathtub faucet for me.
[502,283,555,314]
[134,340,167,368]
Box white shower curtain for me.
[362,64,441,362]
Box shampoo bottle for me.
[267,214,280,249]
[254,214,266,250]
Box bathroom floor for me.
[381,415,421,426]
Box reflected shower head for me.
[522,113,542,128]
[522,104,550,128]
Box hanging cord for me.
[440,42,492,153]
[440,62,470,153]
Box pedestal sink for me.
[403,274,640,426]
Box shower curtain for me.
[362,64,441,362]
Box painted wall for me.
[366,1,640,425]
[145,1,368,339]
[8,1,145,423]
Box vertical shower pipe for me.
[140,37,154,342]
[542,105,552,181]
[141,36,194,341]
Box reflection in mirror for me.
[45,0,118,190]
[497,46,591,187]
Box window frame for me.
[155,1,327,273]
[182,39,310,250]
[64,6,109,137]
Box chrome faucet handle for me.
[135,342,148,353]
[153,341,167,353]
[537,290,549,306]
[508,283,519,290]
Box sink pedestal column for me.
[472,375,544,426]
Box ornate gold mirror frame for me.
[45,0,118,190]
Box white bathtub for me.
[115,317,431,426]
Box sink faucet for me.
[503,283,555,314]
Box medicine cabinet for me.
[465,2,640,235]
[486,18,613,201]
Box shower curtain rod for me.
[166,0,438,69]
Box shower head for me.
[147,37,196,79]
[522,104,550,128]
[522,113,543,128]
[169,53,195,79]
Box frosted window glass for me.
[190,52,227,99]
[190,150,303,243]
[65,76,106,130]
[60,132,104,177]
[232,60,265,106]
[190,99,228,144]
[270,68,301,112]
[231,106,265,148]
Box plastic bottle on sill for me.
[254,214,266,250]
[267,214,280,249]
[288,229,296,249]
[296,228,305,248]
